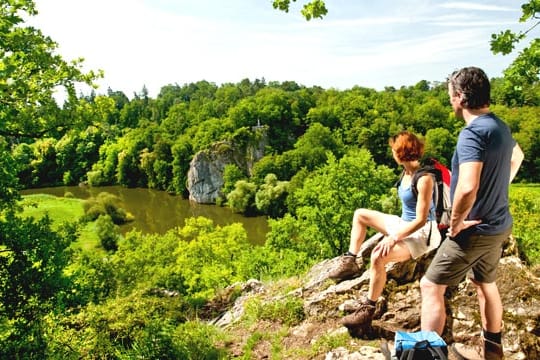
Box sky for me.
[29,0,527,99]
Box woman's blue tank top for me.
[398,181,436,222]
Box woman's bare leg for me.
[349,208,388,254]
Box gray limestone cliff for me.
[187,127,267,204]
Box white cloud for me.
[440,2,516,12]
[29,0,526,97]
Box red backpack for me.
[411,158,452,239]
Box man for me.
[420,67,524,360]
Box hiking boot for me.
[328,255,360,281]
[451,338,503,360]
[484,338,504,360]
[341,302,376,328]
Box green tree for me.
[112,231,181,293]
[414,98,449,134]
[424,127,456,166]
[171,135,193,196]
[489,1,540,105]
[251,123,341,184]
[185,117,235,153]
[55,126,104,185]
[228,87,307,153]
[492,104,540,182]
[294,122,342,155]
[227,180,258,215]
[87,141,122,186]
[160,102,193,138]
[114,124,161,187]
[139,137,173,191]
[255,173,290,218]
[0,213,76,358]
[30,138,61,186]
[119,94,153,128]
[0,0,100,139]
[221,164,246,199]
[0,10,88,348]
[96,214,119,252]
[173,217,250,302]
[11,142,34,187]
[0,144,77,356]
[268,149,395,258]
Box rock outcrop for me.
[207,234,540,359]
[187,128,267,204]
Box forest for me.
[1,0,539,358]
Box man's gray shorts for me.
[425,227,511,286]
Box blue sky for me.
[31,0,527,98]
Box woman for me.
[329,130,441,329]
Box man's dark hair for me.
[448,66,490,109]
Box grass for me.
[242,296,305,327]
[510,182,540,194]
[19,194,103,254]
[308,332,354,357]
[20,194,84,225]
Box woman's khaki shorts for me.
[383,215,441,259]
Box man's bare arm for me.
[510,143,524,183]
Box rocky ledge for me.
[205,234,540,359]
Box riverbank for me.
[20,186,269,245]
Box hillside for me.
[203,236,540,359]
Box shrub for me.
[86,169,105,186]
[82,192,133,224]
[82,202,106,222]
[510,185,540,265]
[96,214,119,252]
[63,191,75,198]
[227,180,257,215]
[236,245,312,280]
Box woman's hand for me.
[374,235,397,258]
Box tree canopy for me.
[0,0,101,139]
[490,1,540,104]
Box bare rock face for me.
[187,142,235,204]
[187,128,267,204]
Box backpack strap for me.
[405,340,447,360]
[412,168,441,214]
[411,168,439,247]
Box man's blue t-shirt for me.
[450,112,516,235]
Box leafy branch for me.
[272,0,328,20]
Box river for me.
[20,185,269,245]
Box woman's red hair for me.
[389,131,424,162]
